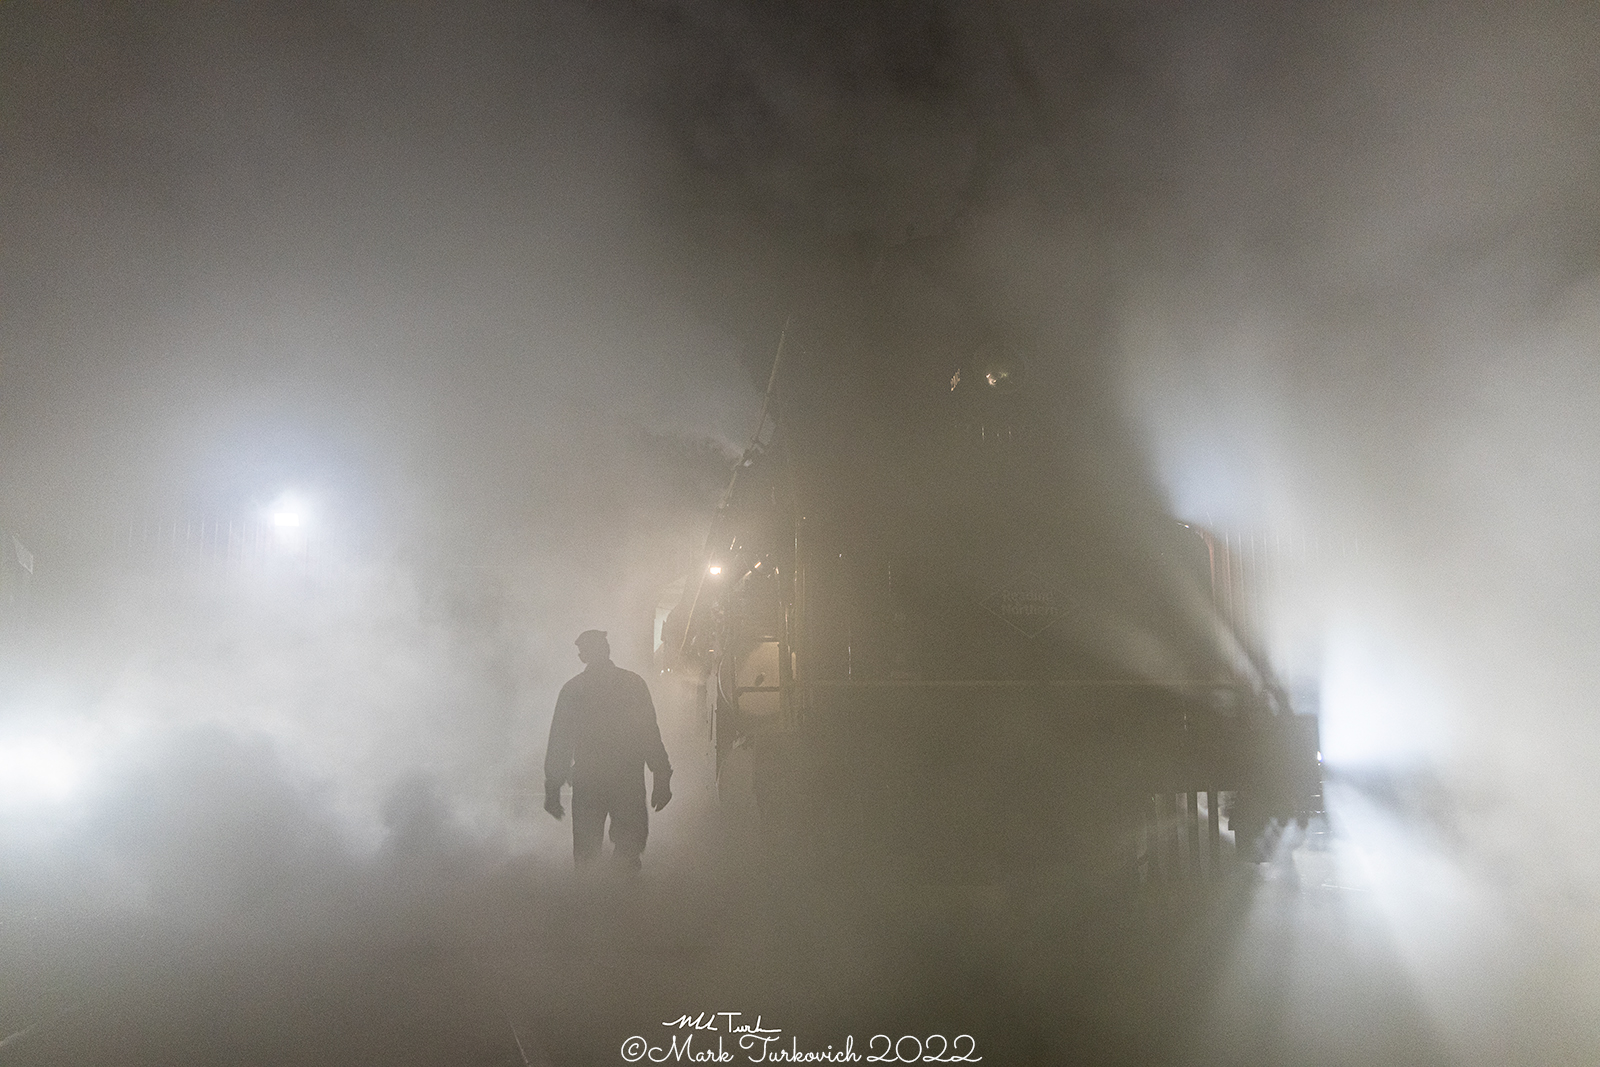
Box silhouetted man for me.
[544,629,672,870]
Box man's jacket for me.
[544,659,671,790]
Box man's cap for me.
[575,629,609,649]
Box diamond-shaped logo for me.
[981,574,1062,638]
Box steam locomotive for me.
[661,321,1321,881]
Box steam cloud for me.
[0,1,1597,1064]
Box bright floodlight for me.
[708,565,722,575]
[268,492,309,533]
[0,733,88,810]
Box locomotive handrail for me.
[677,320,792,659]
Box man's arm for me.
[543,682,577,818]
[635,675,671,777]
[636,675,673,811]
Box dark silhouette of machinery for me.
[663,326,1322,882]
[643,1,1326,881]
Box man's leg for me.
[570,785,607,866]
[607,777,650,871]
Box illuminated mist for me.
[1,1,1597,1065]
[1113,4,1600,1062]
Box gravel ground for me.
[0,824,1454,1067]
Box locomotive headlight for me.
[708,565,722,576]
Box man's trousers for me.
[570,776,648,867]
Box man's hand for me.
[544,784,565,820]
[651,772,672,812]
